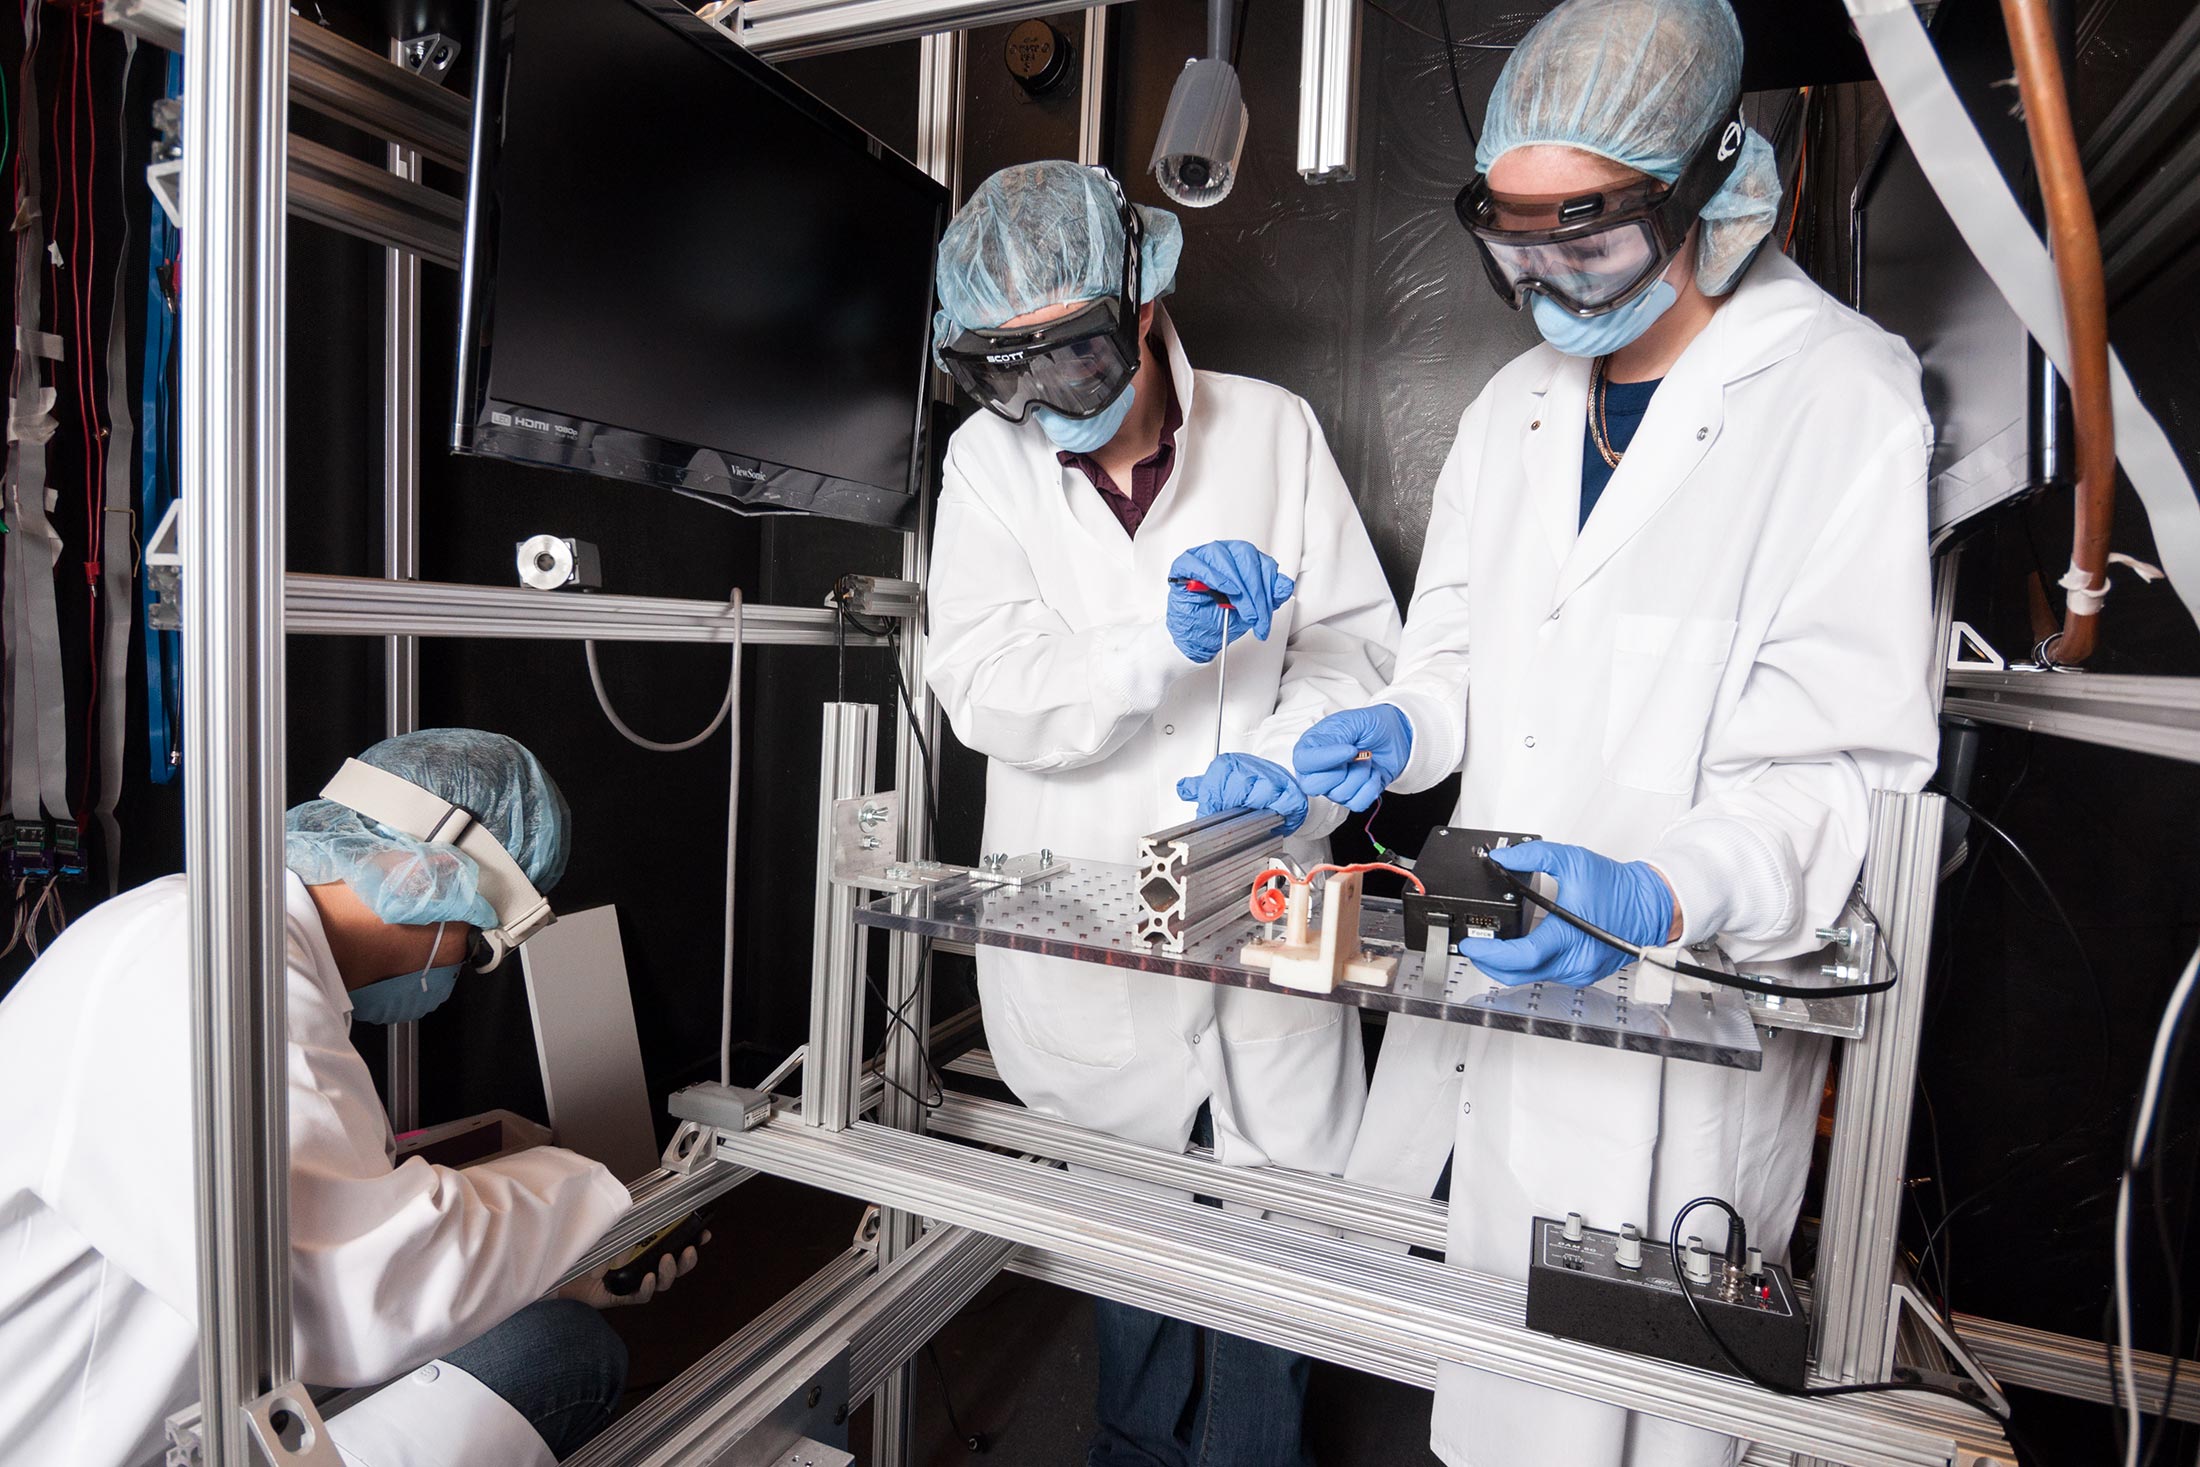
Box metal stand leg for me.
[806,704,878,1133]
[380,48,423,1133]
[1810,790,1948,1386]
[179,0,341,1461]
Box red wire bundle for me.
[1246,862,1425,924]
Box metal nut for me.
[858,802,890,831]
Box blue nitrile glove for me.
[1166,541,1296,663]
[1458,841,1676,989]
[1176,753,1310,836]
[1291,705,1412,812]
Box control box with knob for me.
[1523,1215,1808,1388]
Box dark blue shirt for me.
[1579,376,1662,528]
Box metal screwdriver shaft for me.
[1214,605,1228,761]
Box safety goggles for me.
[320,759,556,973]
[936,171,1145,424]
[1455,97,1747,317]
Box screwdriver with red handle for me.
[1170,577,1233,761]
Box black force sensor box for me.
[1402,827,1540,949]
[1524,1215,1809,1388]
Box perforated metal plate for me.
[858,862,1761,1069]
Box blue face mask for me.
[1531,280,1678,359]
[1032,381,1136,454]
[349,922,464,1027]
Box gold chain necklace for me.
[1590,355,1623,468]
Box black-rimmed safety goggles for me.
[1454,98,1747,317]
[936,175,1145,423]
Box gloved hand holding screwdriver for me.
[1166,541,1295,663]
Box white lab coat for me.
[0,872,631,1467]
[926,311,1401,1172]
[1344,251,1940,1467]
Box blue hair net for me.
[1475,0,1782,296]
[284,728,571,929]
[931,161,1185,359]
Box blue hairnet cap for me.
[932,161,1185,360]
[284,728,571,930]
[1476,0,1782,296]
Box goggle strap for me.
[319,759,557,964]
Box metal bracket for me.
[1888,1282,2013,1422]
[397,32,461,85]
[726,1349,854,1467]
[146,498,184,629]
[663,1118,716,1175]
[241,1386,347,1466]
[168,1384,347,1467]
[829,792,904,886]
[1948,620,2005,671]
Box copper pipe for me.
[2000,0,2116,664]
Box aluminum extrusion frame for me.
[1135,808,1288,952]
[104,0,473,165]
[285,574,875,647]
[1943,668,2200,764]
[712,1116,2009,1467]
[1809,792,1947,1386]
[736,0,1134,61]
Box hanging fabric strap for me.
[4,65,74,826]
[1839,0,2200,632]
[140,51,182,786]
[94,38,141,890]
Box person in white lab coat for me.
[0,729,701,1467]
[926,161,1400,1467]
[1290,3,1939,1463]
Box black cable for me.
[829,586,944,840]
[1666,1198,2011,1425]
[1913,787,2116,1252]
[1430,0,1480,153]
[1230,0,1253,69]
[885,633,944,841]
[865,967,947,1113]
[1358,0,1517,50]
[1479,857,1898,998]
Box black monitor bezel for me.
[452,0,948,529]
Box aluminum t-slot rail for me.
[1135,808,1287,952]
[709,1116,2011,1467]
[566,1224,1011,1467]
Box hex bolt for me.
[1815,926,1857,947]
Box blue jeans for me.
[444,1298,628,1460]
[1088,1106,1316,1467]
[1090,1300,1316,1467]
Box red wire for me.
[1246,861,1426,923]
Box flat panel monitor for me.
[455,0,947,528]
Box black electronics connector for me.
[50,823,87,883]
[1402,827,1539,949]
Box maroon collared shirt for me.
[1055,361,1183,539]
